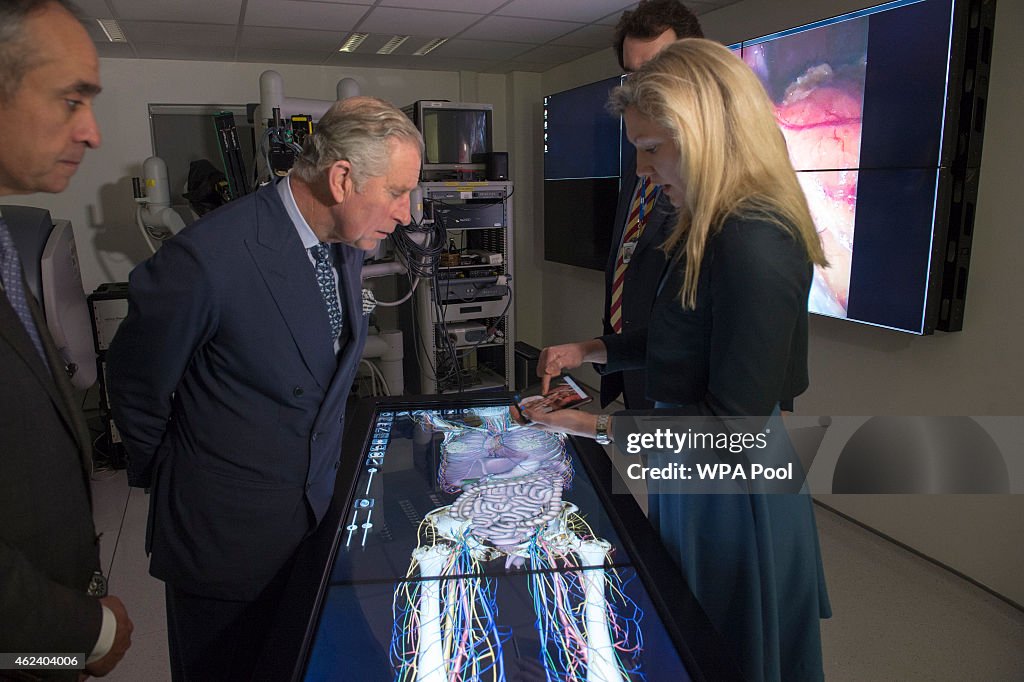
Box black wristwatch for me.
[594,414,611,445]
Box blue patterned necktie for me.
[0,215,48,365]
[311,242,343,340]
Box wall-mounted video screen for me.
[543,76,625,271]
[543,0,994,334]
[734,0,992,334]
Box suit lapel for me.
[333,244,365,384]
[1,284,92,473]
[245,186,337,390]
[338,244,363,343]
[0,292,55,397]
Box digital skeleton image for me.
[390,407,644,681]
[741,16,869,317]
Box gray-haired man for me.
[108,96,422,680]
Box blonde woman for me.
[525,39,831,681]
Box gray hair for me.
[291,96,423,189]
[0,0,80,102]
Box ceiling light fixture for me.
[377,35,409,55]
[338,32,369,53]
[97,18,126,43]
[413,38,448,56]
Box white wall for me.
[534,0,1024,605]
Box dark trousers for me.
[165,567,292,682]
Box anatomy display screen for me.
[301,406,693,682]
[735,0,957,333]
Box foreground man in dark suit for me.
[601,0,703,409]
[107,96,423,681]
[0,1,133,677]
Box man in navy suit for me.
[107,96,422,681]
[0,1,133,677]
[601,0,703,409]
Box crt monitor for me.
[403,101,494,168]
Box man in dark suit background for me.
[0,1,134,678]
[600,0,703,409]
[107,96,423,681]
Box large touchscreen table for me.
[266,395,740,682]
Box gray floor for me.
[90,466,1024,682]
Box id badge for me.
[621,240,638,264]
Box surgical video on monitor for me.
[740,16,868,318]
[732,0,960,332]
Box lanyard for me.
[637,177,649,230]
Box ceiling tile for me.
[82,0,716,72]
[75,0,116,18]
[120,21,237,46]
[485,61,550,74]
[133,44,238,61]
[378,0,504,11]
[342,33,398,55]
[236,47,334,65]
[508,44,591,64]
[82,19,109,43]
[109,0,243,24]
[324,52,497,73]
[356,7,483,37]
[550,23,615,48]
[595,9,628,26]
[460,16,583,43]
[239,26,345,51]
[431,39,534,61]
[245,0,369,32]
[410,57,501,72]
[94,43,137,58]
[498,0,634,24]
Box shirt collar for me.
[276,174,320,250]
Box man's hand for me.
[537,344,582,393]
[84,595,133,677]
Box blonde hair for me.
[609,38,827,309]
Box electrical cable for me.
[104,484,133,586]
[360,358,392,397]
[373,273,420,308]
[135,204,167,255]
[368,359,392,396]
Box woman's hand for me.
[522,405,601,440]
[537,339,608,393]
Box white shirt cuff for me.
[87,605,116,664]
